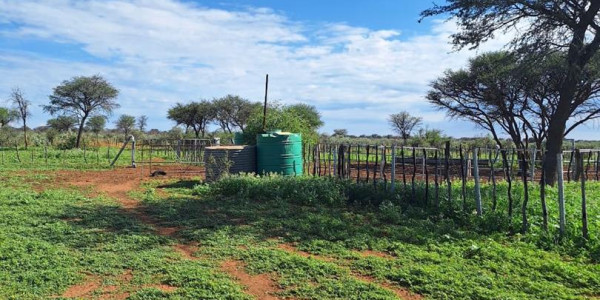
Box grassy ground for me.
[0,170,599,299]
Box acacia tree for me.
[167,101,214,138]
[45,75,119,148]
[9,88,31,149]
[137,115,148,132]
[388,111,422,143]
[427,51,600,150]
[284,104,324,131]
[0,107,13,128]
[333,129,348,136]
[86,115,106,143]
[212,95,259,133]
[47,116,78,132]
[115,114,136,138]
[421,0,600,184]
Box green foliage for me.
[212,95,260,133]
[167,101,213,138]
[242,102,322,144]
[115,114,136,137]
[85,115,106,134]
[47,115,77,132]
[0,107,14,128]
[45,75,119,148]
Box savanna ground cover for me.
[0,162,599,299]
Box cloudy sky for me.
[1,0,599,139]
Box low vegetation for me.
[1,168,598,299]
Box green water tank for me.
[256,132,303,176]
[233,132,244,145]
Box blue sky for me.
[0,0,598,139]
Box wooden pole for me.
[262,74,268,132]
[444,141,451,204]
[365,145,370,183]
[434,149,440,208]
[491,149,498,211]
[473,147,482,216]
[540,151,548,231]
[401,146,407,189]
[520,149,529,233]
[459,145,466,211]
[357,145,361,183]
[557,152,566,238]
[423,149,429,206]
[374,145,379,187]
[391,145,396,193]
[577,150,589,240]
[411,147,416,204]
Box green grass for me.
[1,170,599,299]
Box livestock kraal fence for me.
[1,138,598,239]
[303,142,600,240]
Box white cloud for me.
[0,0,563,138]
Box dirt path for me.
[53,167,283,299]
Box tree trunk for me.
[76,115,88,148]
[22,118,27,149]
[544,66,580,185]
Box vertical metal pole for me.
[390,145,396,193]
[473,147,482,216]
[557,153,566,238]
[131,136,136,168]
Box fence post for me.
[520,149,529,233]
[434,149,440,208]
[540,151,548,231]
[356,145,361,183]
[473,147,482,216]
[423,149,429,206]
[557,152,566,238]
[459,145,466,211]
[577,150,589,240]
[444,141,451,203]
[530,148,537,181]
[491,148,498,211]
[411,147,416,204]
[390,145,396,193]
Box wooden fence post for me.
[423,149,429,206]
[459,145,467,211]
[557,152,566,238]
[502,149,513,218]
[390,145,396,193]
[365,145,370,183]
[473,147,482,216]
[444,141,451,203]
[401,146,407,189]
[540,151,548,231]
[491,149,498,211]
[577,150,589,240]
[434,149,440,208]
[520,149,530,233]
[411,147,417,204]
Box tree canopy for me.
[45,75,119,148]
[47,116,78,132]
[388,111,422,142]
[86,115,106,135]
[428,51,600,149]
[421,0,600,184]
[212,95,260,133]
[115,114,136,138]
[0,107,14,128]
[167,101,214,138]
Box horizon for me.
[1,0,599,139]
